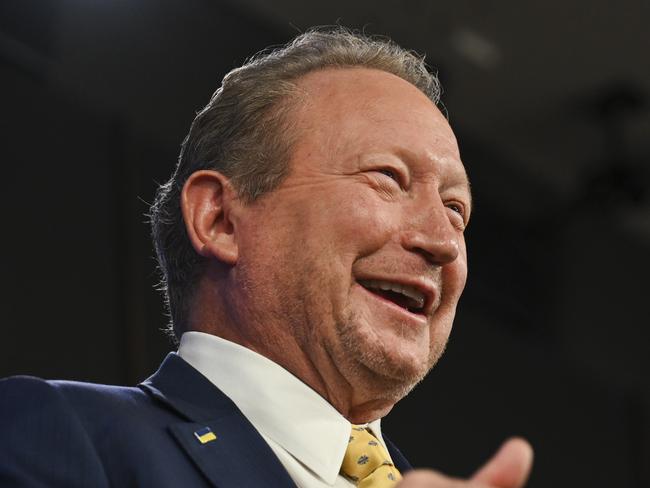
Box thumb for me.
[470,437,534,488]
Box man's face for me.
[233,68,470,411]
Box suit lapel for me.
[385,435,413,474]
[140,353,296,488]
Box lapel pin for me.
[193,426,217,444]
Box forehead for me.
[290,68,466,183]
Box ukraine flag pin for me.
[193,426,217,444]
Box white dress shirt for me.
[177,331,392,487]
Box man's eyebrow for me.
[395,148,473,212]
[443,166,473,212]
[445,160,472,195]
[462,174,473,214]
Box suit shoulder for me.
[0,374,138,433]
[0,375,76,439]
[50,377,149,406]
[0,374,64,409]
[0,375,111,487]
[0,374,147,411]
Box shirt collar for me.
[178,331,385,485]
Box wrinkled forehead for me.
[291,67,462,166]
[294,66,440,121]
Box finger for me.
[398,469,459,487]
[399,469,493,488]
[470,437,534,488]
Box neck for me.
[187,277,398,423]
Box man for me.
[0,28,532,487]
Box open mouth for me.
[358,279,427,315]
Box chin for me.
[366,348,432,394]
[359,362,428,407]
[371,340,430,376]
[337,318,436,402]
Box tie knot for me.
[340,425,401,487]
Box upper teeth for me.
[360,279,426,309]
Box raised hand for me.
[397,438,533,488]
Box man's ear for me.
[181,170,239,265]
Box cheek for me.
[444,236,468,292]
[325,193,400,252]
[455,245,469,289]
[440,263,467,309]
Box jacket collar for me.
[139,352,413,486]
[139,352,297,488]
[384,436,413,473]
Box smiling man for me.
[0,28,532,487]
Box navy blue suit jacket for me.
[0,353,412,487]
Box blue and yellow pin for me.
[193,426,217,444]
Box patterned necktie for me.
[340,425,402,487]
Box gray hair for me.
[150,26,442,341]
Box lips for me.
[358,278,428,315]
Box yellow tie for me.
[340,425,402,487]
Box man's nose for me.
[400,198,460,266]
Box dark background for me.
[1,1,648,486]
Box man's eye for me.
[447,203,469,225]
[376,168,398,181]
